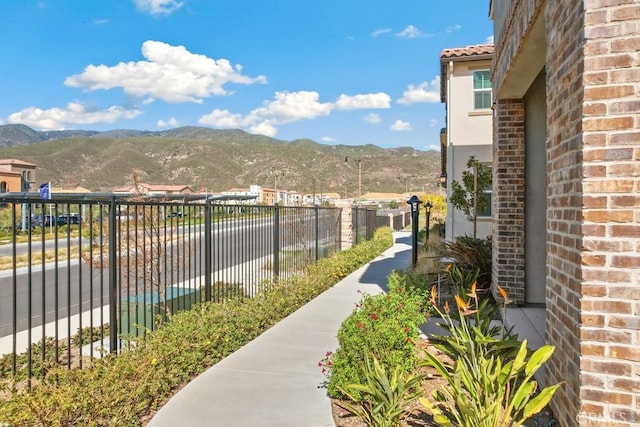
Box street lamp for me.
[439,171,447,188]
[406,195,422,268]
[344,156,362,198]
[424,201,433,243]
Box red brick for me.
[612,6,640,21]
[609,315,640,329]
[585,85,635,100]
[609,163,640,176]
[610,131,640,145]
[581,388,632,405]
[609,285,640,298]
[611,67,640,82]
[582,299,633,313]
[583,209,634,222]
[610,345,640,362]
[611,195,640,207]
[610,99,640,113]
[611,255,640,268]
[583,116,635,131]
[586,53,635,70]
[582,313,606,327]
[584,180,635,193]
[610,224,640,237]
[584,147,634,161]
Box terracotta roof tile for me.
[440,44,494,60]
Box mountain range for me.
[0,124,441,196]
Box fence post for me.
[314,205,319,261]
[204,199,212,302]
[354,206,359,244]
[108,196,118,354]
[273,203,280,281]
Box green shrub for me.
[325,288,427,400]
[337,356,424,427]
[0,228,394,426]
[421,285,561,426]
[445,235,492,290]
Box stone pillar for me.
[334,199,353,249]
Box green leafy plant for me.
[421,339,561,427]
[421,286,561,426]
[337,356,424,427]
[449,156,492,238]
[325,289,427,400]
[428,280,520,369]
[445,236,492,290]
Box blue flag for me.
[39,182,51,200]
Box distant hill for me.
[0,124,442,196]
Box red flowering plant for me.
[323,288,428,400]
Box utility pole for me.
[358,159,362,198]
[344,156,362,199]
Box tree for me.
[449,156,492,238]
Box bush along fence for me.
[0,191,396,383]
[0,227,395,426]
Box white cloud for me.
[199,109,245,128]
[364,113,381,124]
[133,0,184,15]
[397,77,440,105]
[371,28,392,37]
[396,25,422,39]
[64,40,267,104]
[446,24,461,34]
[199,91,332,136]
[94,18,109,25]
[429,118,439,127]
[200,90,389,136]
[7,102,141,130]
[390,120,411,131]
[334,93,390,110]
[321,136,336,142]
[157,117,178,127]
[486,35,494,44]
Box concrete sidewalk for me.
[148,232,412,427]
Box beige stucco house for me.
[490,0,639,425]
[440,44,494,241]
[0,159,36,193]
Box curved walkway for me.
[148,232,412,427]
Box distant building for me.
[113,183,193,195]
[0,158,37,193]
[439,44,494,241]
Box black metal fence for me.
[0,193,386,381]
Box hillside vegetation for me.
[0,124,440,195]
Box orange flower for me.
[430,285,437,302]
[467,281,477,298]
[445,264,453,272]
[454,294,468,311]
[497,285,513,305]
[497,285,508,299]
[444,300,450,314]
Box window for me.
[473,70,492,110]
[476,190,492,217]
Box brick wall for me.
[544,1,587,424]
[577,0,640,424]
[492,99,526,305]
[493,0,640,425]
[492,0,545,95]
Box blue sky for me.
[0,0,493,150]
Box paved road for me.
[0,212,336,339]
